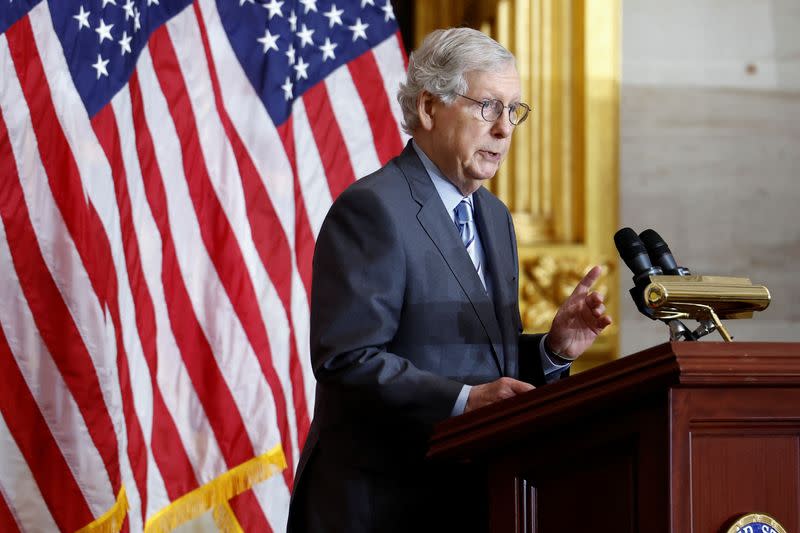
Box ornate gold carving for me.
[520,256,613,331]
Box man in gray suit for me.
[287,27,611,532]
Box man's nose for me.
[491,115,514,138]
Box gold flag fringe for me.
[75,486,129,533]
[212,501,245,533]
[144,444,286,533]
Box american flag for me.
[0,0,407,530]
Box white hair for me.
[397,27,515,135]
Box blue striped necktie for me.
[454,199,482,279]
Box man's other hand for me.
[464,377,534,413]
[547,265,613,361]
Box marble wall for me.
[619,0,800,354]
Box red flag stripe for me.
[274,118,319,468]
[323,66,383,180]
[291,100,335,238]
[277,119,315,299]
[372,33,411,144]
[347,50,405,165]
[0,408,59,532]
[124,72,202,502]
[0,485,21,533]
[228,491,273,533]
[302,82,358,200]
[4,17,122,493]
[149,22,293,484]
[192,2,311,448]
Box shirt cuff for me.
[540,334,571,375]
[451,384,472,416]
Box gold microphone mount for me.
[615,227,771,343]
[643,275,771,342]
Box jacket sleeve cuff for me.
[540,334,572,374]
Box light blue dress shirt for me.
[410,141,569,416]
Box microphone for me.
[636,228,694,339]
[639,229,690,276]
[615,226,771,342]
[614,228,663,319]
[614,227,663,283]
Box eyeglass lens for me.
[481,99,528,125]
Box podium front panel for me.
[671,387,800,532]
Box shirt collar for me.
[411,139,471,216]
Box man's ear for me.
[417,91,436,131]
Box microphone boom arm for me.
[650,303,733,342]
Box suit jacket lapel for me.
[473,189,515,376]
[396,143,505,374]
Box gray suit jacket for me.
[287,142,558,532]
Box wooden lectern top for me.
[429,342,800,461]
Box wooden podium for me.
[428,342,800,532]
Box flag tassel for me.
[75,487,129,533]
[144,444,286,533]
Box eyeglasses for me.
[456,94,531,125]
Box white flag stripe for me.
[0,412,58,533]
[108,87,157,446]
[252,469,291,533]
[196,0,297,244]
[165,8,301,464]
[138,41,283,466]
[372,34,411,143]
[0,483,22,532]
[255,279,302,473]
[109,86,175,519]
[134,46,229,482]
[325,66,383,180]
[111,376,144,533]
[0,46,116,518]
[0,35,36,194]
[0,218,113,518]
[290,270,315,427]
[28,4,116,225]
[292,99,335,238]
[96,309,144,533]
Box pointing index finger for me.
[572,265,603,296]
